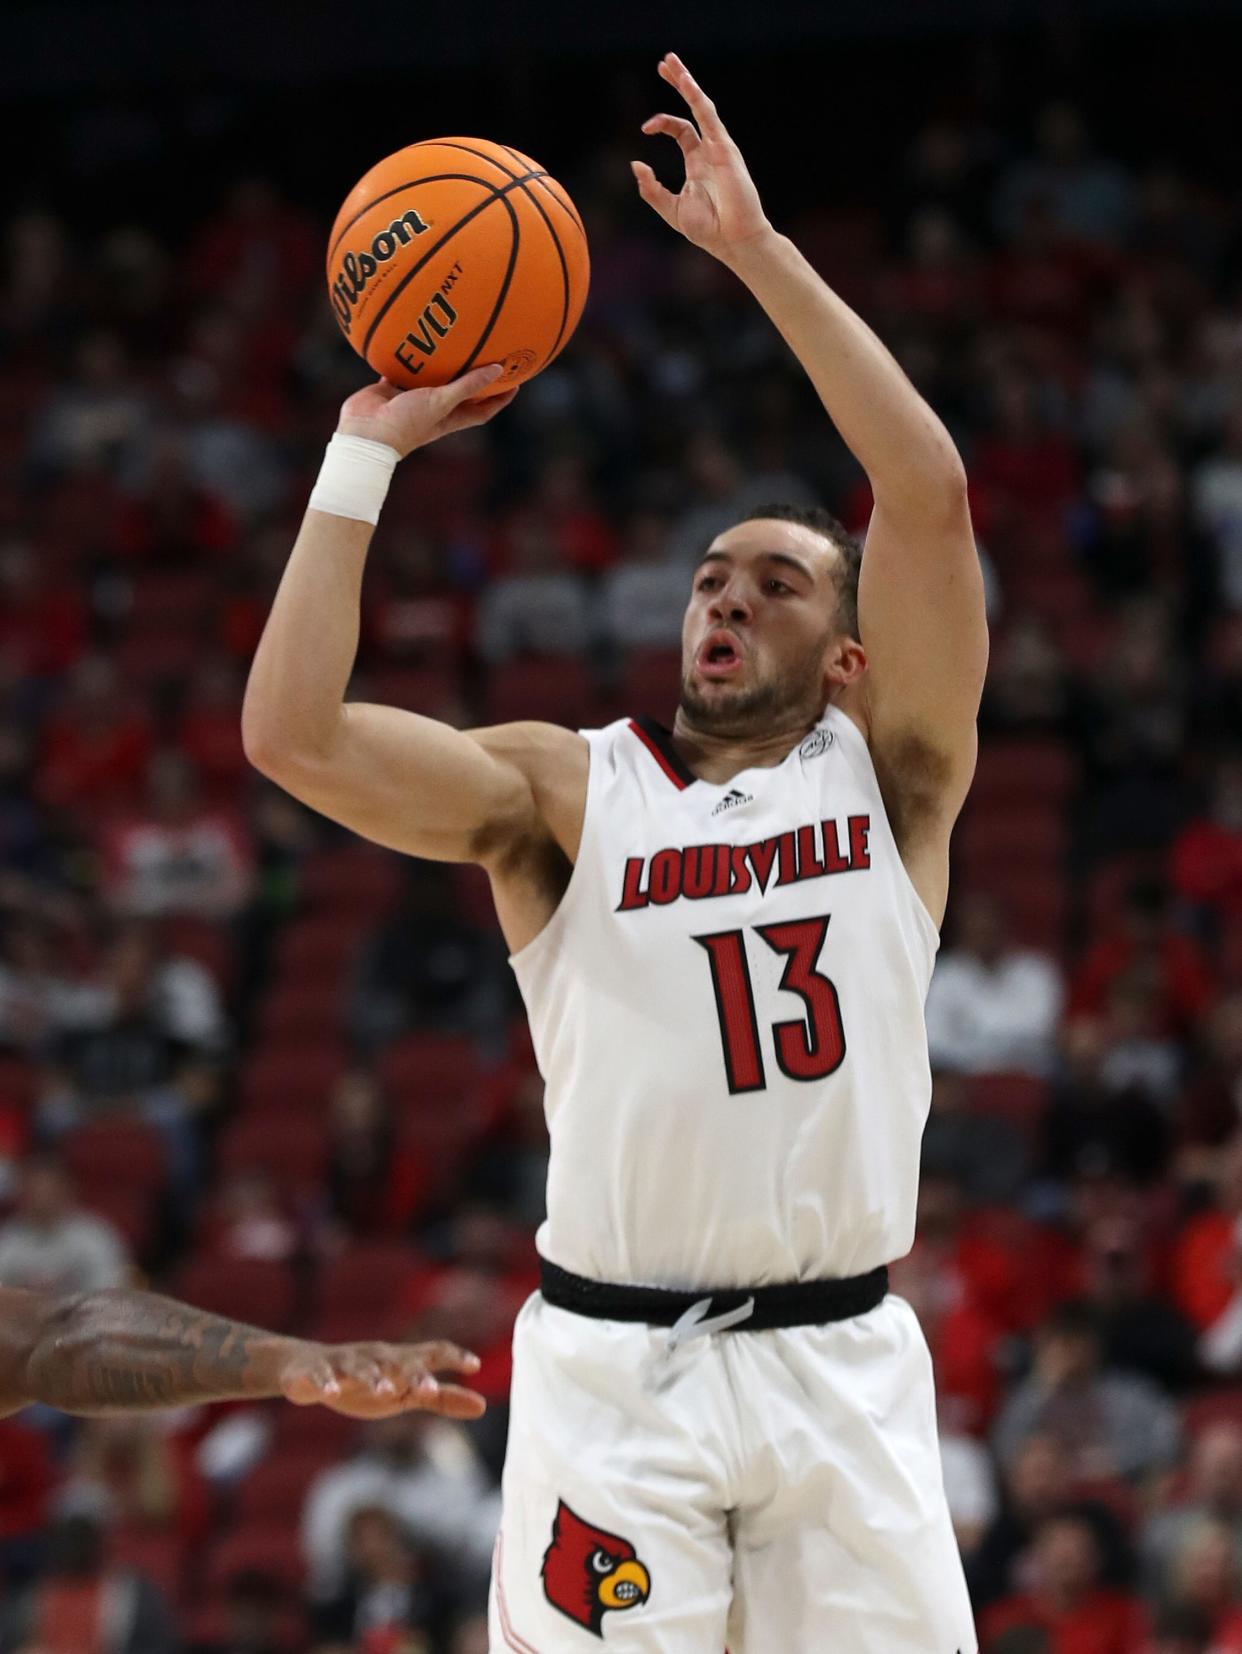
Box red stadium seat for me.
[159,916,238,991]
[237,1040,346,1117]
[201,1527,306,1598]
[274,915,368,982]
[482,656,599,725]
[0,1055,36,1112]
[300,846,403,917]
[970,742,1077,807]
[257,979,347,1043]
[270,1398,358,1459]
[173,1255,297,1332]
[367,664,464,715]
[62,1119,168,1199]
[216,1113,330,1193]
[956,807,1067,867]
[619,649,683,723]
[379,1033,481,1105]
[1182,1388,1242,1439]
[969,1072,1051,1132]
[79,1186,157,1256]
[111,1523,185,1605]
[235,1447,333,1526]
[317,1241,421,1325]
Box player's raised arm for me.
[634,53,987,811]
[241,369,584,871]
[0,1284,484,1419]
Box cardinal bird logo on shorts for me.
[541,1499,651,1636]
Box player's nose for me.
[707,584,752,624]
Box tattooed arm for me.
[0,1285,484,1419]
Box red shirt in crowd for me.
[1171,1209,1238,1330]
[1069,932,1215,1037]
[1172,818,1242,923]
[981,1588,1146,1653]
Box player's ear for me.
[823,636,866,689]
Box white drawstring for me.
[666,1294,756,1354]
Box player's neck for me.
[669,708,822,785]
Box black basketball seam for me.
[327,173,503,264]
[495,150,572,369]
[429,142,572,372]
[359,169,542,357]
[456,191,522,374]
[500,145,587,241]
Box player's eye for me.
[590,1549,614,1574]
[697,576,719,592]
[766,579,791,595]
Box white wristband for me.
[308,433,401,525]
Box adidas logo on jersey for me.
[711,787,754,817]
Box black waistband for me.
[538,1259,889,1331]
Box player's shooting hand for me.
[337,365,518,458]
[632,53,772,264]
[280,1339,486,1420]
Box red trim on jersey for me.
[495,1531,546,1654]
[628,717,697,790]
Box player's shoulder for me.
[467,719,591,779]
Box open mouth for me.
[695,630,744,679]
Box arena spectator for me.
[600,509,687,650]
[35,656,153,814]
[310,1505,447,1654]
[187,1569,293,1654]
[994,103,1134,247]
[473,527,595,664]
[1170,1131,1242,1342]
[1143,1424,1242,1598]
[63,1415,209,1557]
[1156,1519,1242,1650]
[926,892,1064,1077]
[921,1068,1032,1206]
[0,1150,128,1296]
[979,1512,1146,1653]
[324,1069,428,1240]
[1171,754,1242,930]
[980,612,1077,739]
[345,861,509,1056]
[993,1301,1180,1483]
[204,1168,298,1263]
[0,1505,176,1654]
[301,1412,498,1606]
[0,913,107,1054]
[0,1416,54,1590]
[1192,404,1242,611]
[1078,1214,1199,1392]
[99,750,254,921]
[26,331,151,481]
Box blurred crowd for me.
[1,54,1242,1654]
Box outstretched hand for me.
[280,1339,486,1420]
[632,53,772,263]
[338,364,518,458]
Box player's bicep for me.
[264,703,546,865]
[858,494,988,807]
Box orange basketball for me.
[327,138,590,394]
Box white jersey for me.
[510,705,939,1290]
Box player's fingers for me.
[660,53,729,142]
[630,161,678,225]
[283,1358,341,1406]
[641,113,701,157]
[408,1340,484,1376]
[440,387,519,433]
[435,362,505,410]
[412,1381,487,1420]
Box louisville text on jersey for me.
[616,816,871,911]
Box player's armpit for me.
[252,705,587,870]
[857,487,987,824]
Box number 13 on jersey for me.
[693,914,846,1095]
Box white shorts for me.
[489,1290,977,1653]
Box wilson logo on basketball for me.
[330,208,432,335]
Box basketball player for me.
[243,51,986,1653]
[0,1281,484,1418]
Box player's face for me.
[680,519,852,734]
